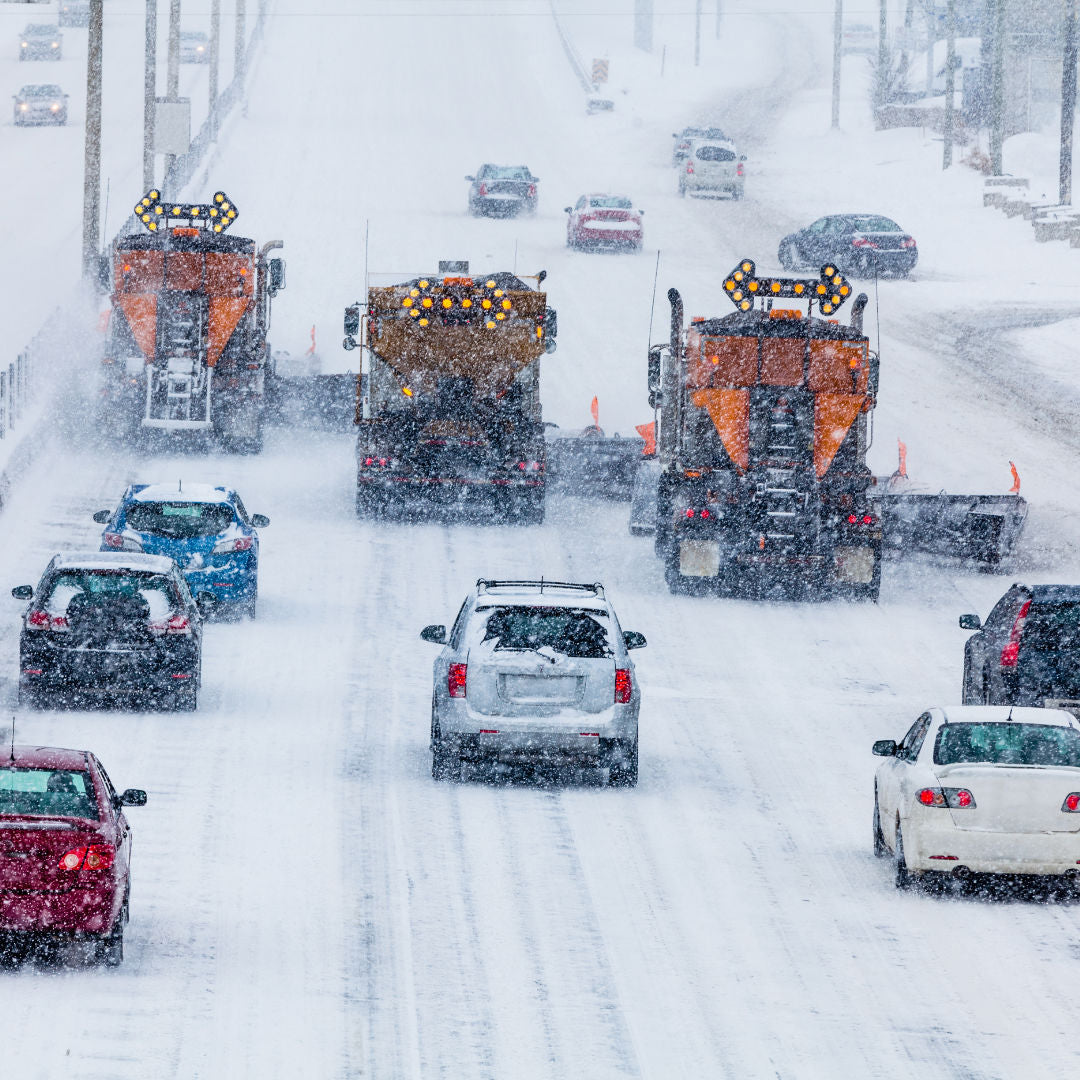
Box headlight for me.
[19,104,28,111]
[50,104,60,111]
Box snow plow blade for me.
[266,373,358,432]
[545,427,645,500]
[872,491,1028,566]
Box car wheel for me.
[779,240,799,271]
[873,792,888,858]
[431,728,458,782]
[678,182,687,198]
[731,187,743,201]
[607,738,639,787]
[95,908,125,967]
[242,584,258,620]
[894,822,915,890]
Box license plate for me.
[679,540,720,577]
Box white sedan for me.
[872,705,1080,890]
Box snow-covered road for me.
[1,1,1079,1076]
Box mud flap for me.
[679,540,720,578]
[833,545,876,584]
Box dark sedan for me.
[466,164,539,217]
[777,214,918,278]
[13,552,205,711]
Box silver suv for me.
[421,579,646,785]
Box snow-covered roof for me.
[52,551,178,574]
[130,483,232,504]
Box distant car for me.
[19,24,62,61]
[671,125,726,167]
[678,138,745,199]
[58,1,90,28]
[93,483,269,618]
[565,194,643,252]
[0,744,146,965]
[841,22,876,54]
[12,552,205,710]
[179,30,209,63]
[421,579,646,785]
[777,214,918,277]
[873,706,1080,890]
[959,584,1080,711]
[465,164,539,217]
[13,83,67,125]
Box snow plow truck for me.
[645,259,883,598]
[343,264,557,521]
[99,189,285,452]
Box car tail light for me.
[917,787,975,809]
[151,614,192,636]
[615,668,632,704]
[103,532,142,552]
[686,164,694,174]
[736,162,744,177]
[852,237,879,249]
[59,844,115,871]
[528,184,536,197]
[846,513,876,526]
[478,183,487,196]
[448,662,467,699]
[1063,793,1080,812]
[901,237,917,249]
[213,535,253,554]
[26,610,68,632]
[1001,599,1031,667]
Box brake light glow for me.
[478,183,487,197]
[1001,599,1031,667]
[917,787,975,809]
[59,844,115,872]
[615,668,632,704]
[27,610,68,632]
[448,662,467,699]
[736,162,744,177]
[1063,793,1080,812]
[686,164,694,174]
[901,237,917,249]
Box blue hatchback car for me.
[94,483,269,618]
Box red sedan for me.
[0,744,146,964]
[565,194,644,252]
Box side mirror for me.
[420,624,447,644]
[267,257,286,296]
[647,344,666,409]
[96,253,111,294]
[872,739,898,757]
[92,509,111,524]
[195,592,217,616]
[250,513,270,528]
[638,209,644,215]
[464,175,475,182]
[542,308,557,354]
[564,207,572,213]
[623,630,647,650]
[118,788,148,807]
[11,585,33,601]
[344,304,361,339]
[958,613,981,630]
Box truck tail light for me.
[448,663,467,699]
[736,162,744,177]
[686,163,694,175]
[150,614,192,636]
[615,669,632,704]
[1000,599,1031,667]
[27,610,68,632]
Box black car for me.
[465,164,539,217]
[777,214,918,278]
[13,552,205,711]
[959,584,1080,711]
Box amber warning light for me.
[722,258,853,316]
[133,189,239,234]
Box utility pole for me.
[694,0,702,66]
[876,0,888,112]
[82,0,103,280]
[235,0,247,83]
[209,0,221,140]
[832,0,843,129]
[633,0,652,53]
[989,0,1005,174]
[943,0,957,168]
[1061,0,1077,205]
[715,0,721,39]
[143,0,156,191]
[163,0,180,190]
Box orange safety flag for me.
[590,396,600,430]
[893,439,908,479]
[306,325,317,356]
[635,421,656,456]
[1009,461,1021,494]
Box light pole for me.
[143,0,156,191]
[943,0,956,168]
[989,0,1005,174]
[235,0,247,84]
[82,0,104,279]
[1061,0,1077,205]
[209,0,221,140]
[163,0,180,190]
[832,0,843,129]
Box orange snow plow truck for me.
[99,189,285,452]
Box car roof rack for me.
[475,578,605,598]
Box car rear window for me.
[22,86,62,97]
[934,722,1080,767]
[472,605,612,658]
[483,166,531,180]
[43,570,180,622]
[589,197,632,209]
[0,768,97,820]
[126,501,235,539]
[696,145,736,162]
[1023,602,1080,651]
[848,216,901,232]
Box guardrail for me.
[0,351,34,441]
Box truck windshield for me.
[934,723,1080,767]
[126,501,235,539]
